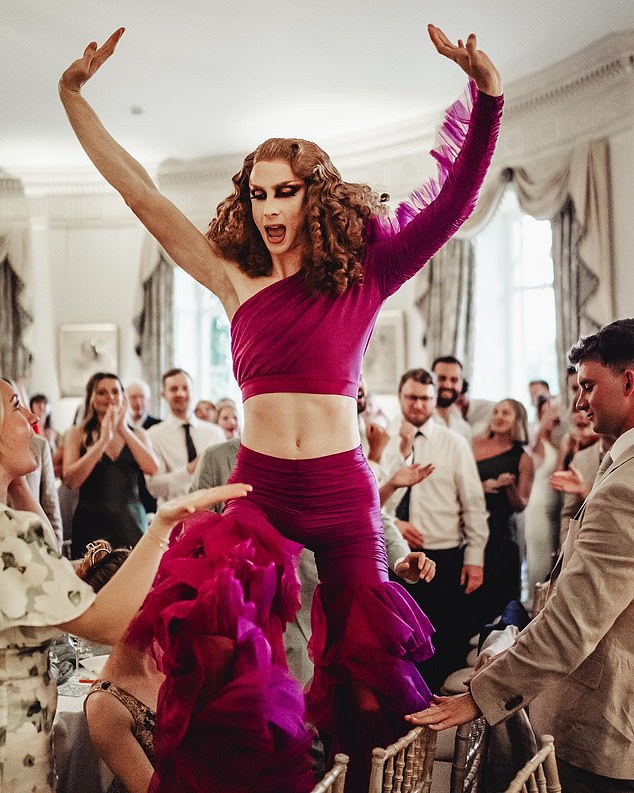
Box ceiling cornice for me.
[2,30,633,214]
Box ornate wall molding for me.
[2,30,632,220]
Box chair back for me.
[450,716,489,792]
[310,753,349,793]
[368,725,437,793]
[504,735,561,793]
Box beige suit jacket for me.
[470,438,634,780]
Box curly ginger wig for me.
[206,138,387,295]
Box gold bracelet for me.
[145,529,169,551]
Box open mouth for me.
[265,225,286,244]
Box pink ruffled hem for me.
[369,80,478,241]
[127,512,315,793]
[306,579,435,738]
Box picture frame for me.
[363,310,407,394]
[58,323,119,398]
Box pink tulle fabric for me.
[369,80,479,242]
[127,512,316,793]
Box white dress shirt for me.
[432,406,472,441]
[146,414,225,503]
[381,418,489,566]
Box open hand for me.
[405,692,481,730]
[59,28,125,94]
[428,24,502,97]
[151,484,252,537]
[549,465,587,497]
[389,462,435,489]
[394,551,436,584]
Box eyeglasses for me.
[401,394,434,404]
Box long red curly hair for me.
[206,138,386,295]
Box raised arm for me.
[58,29,237,309]
[57,484,251,644]
[367,26,503,297]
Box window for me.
[173,270,241,407]
[471,189,558,406]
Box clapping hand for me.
[550,465,588,497]
[428,24,502,97]
[389,463,434,489]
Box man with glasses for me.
[381,368,489,692]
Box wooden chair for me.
[368,725,437,793]
[310,753,350,793]
[449,716,489,792]
[503,735,561,793]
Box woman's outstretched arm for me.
[59,29,237,309]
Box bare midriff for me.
[240,392,360,459]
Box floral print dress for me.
[0,505,96,792]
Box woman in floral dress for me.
[0,377,249,792]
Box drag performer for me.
[59,23,502,792]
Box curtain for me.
[0,227,32,381]
[551,200,600,407]
[415,237,475,371]
[134,246,174,415]
[0,254,32,380]
[453,139,613,394]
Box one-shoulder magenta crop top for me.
[231,88,503,402]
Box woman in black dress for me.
[64,372,159,556]
[471,399,535,628]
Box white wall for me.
[27,196,145,430]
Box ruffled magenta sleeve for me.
[365,83,504,298]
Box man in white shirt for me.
[146,368,224,504]
[431,356,472,441]
[381,367,489,692]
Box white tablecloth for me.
[54,691,114,793]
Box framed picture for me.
[58,324,119,398]
[363,310,407,394]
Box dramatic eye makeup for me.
[249,183,303,201]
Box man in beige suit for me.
[407,318,634,792]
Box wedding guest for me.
[64,373,159,557]
[0,375,251,791]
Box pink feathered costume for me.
[128,84,503,793]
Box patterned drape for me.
[551,199,600,408]
[0,255,32,380]
[134,253,174,414]
[415,237,475,372]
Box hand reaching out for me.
[406,692,481,731]
[59,28,125,95]
[150,484,252,540]
[428,24,502,97]
[394,552,436,584]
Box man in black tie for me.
[145,368,224,505]
[381,368,488,692]
[408,318,634,791]
[126,379,162,515]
